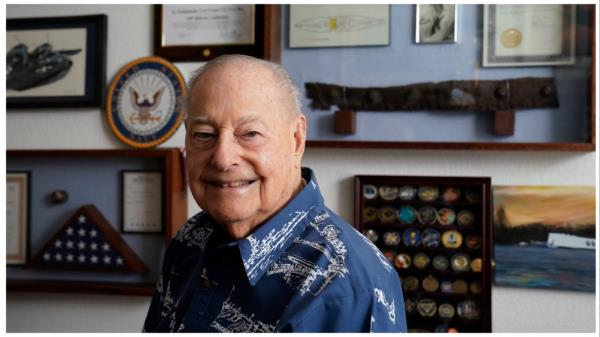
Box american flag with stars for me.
[34,205,147,273]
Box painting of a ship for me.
[493,186,595,292]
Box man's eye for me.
[192,132,215,139]
[245,131,260,138]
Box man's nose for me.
[210,134,239,172]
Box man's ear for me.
[292,114,307,165]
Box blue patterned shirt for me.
[143,168,407,332]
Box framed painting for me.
[493,185,595,292]
[6,14,107,109]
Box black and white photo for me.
[415,4,457,43]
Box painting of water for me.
[493,186,595,292]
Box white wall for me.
[5,5,597,333]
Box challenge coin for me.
[363,184,378,200]
[379,186,398,201]
[432,254,449,271]
[413,253,430,269]
[438,303,455,319]
[422,275,439,293]
[398,205,417,224]
[417,205,438,225]
[470,257,482,272]
[405,297,417,313]
[422,229,441,248]
[440,281,453,293]
[465,235,482,249]
[402,276,419,291]
[465,189,481,204]
[378,206,397,224]
[403,228,422,247]
[383,251,396,263]
[442,187,461,202]
[395,253,411,269]
[450,253,471,272]
[362,229,379,243]
[442,230,462,248]
[457,210,475,226]
[470,281,482,294]
[441,230,463,249]
[362,207,378,222]
[418,186,439,202]
[399,185,417,200]
[457,300,480,320]
[452,279,468,294]
[437,208,456,226]
[383,231,401,246]
[417,298,437,317]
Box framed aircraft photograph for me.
[6,14,107,108]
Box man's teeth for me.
[219,181,252,187]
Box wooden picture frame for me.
[121,170,164,234]
[354,175,492,332]
[6,172,30,265]
[154,5,281,62]
[6,14,107,109]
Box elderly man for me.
[143,54,407,332]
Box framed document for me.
[6,172,30,265]
[289,5,390,48]
[7,15,107,109]
[415,5,457,44]
[121,171,163,233]
[483,5,576,67]
[154,5,263,62]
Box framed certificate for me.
[483,5,576,67]
[289,5,390,48]
[154,4,262,62]
[6,172,30,265]
[121,171,163,233]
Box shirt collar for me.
[238,167,324,286]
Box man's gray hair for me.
[183,54,302,121]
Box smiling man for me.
[143,54,407,332]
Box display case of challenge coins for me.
[355,175,492,333]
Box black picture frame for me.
[153,5,266,62]
[7,14,107,109]
[120,170,164,234]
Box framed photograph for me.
[121,171,164,233]
[154,5,265,62]
[7,14,107,109]
[289,5,390,48]
[483,5,576,67]
[415,4,457,43]
[6,172,30,265]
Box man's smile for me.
[205,179,258,189]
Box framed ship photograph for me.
[483,5,576,67]
[6,14,107,108]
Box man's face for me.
[185,61,306,238]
